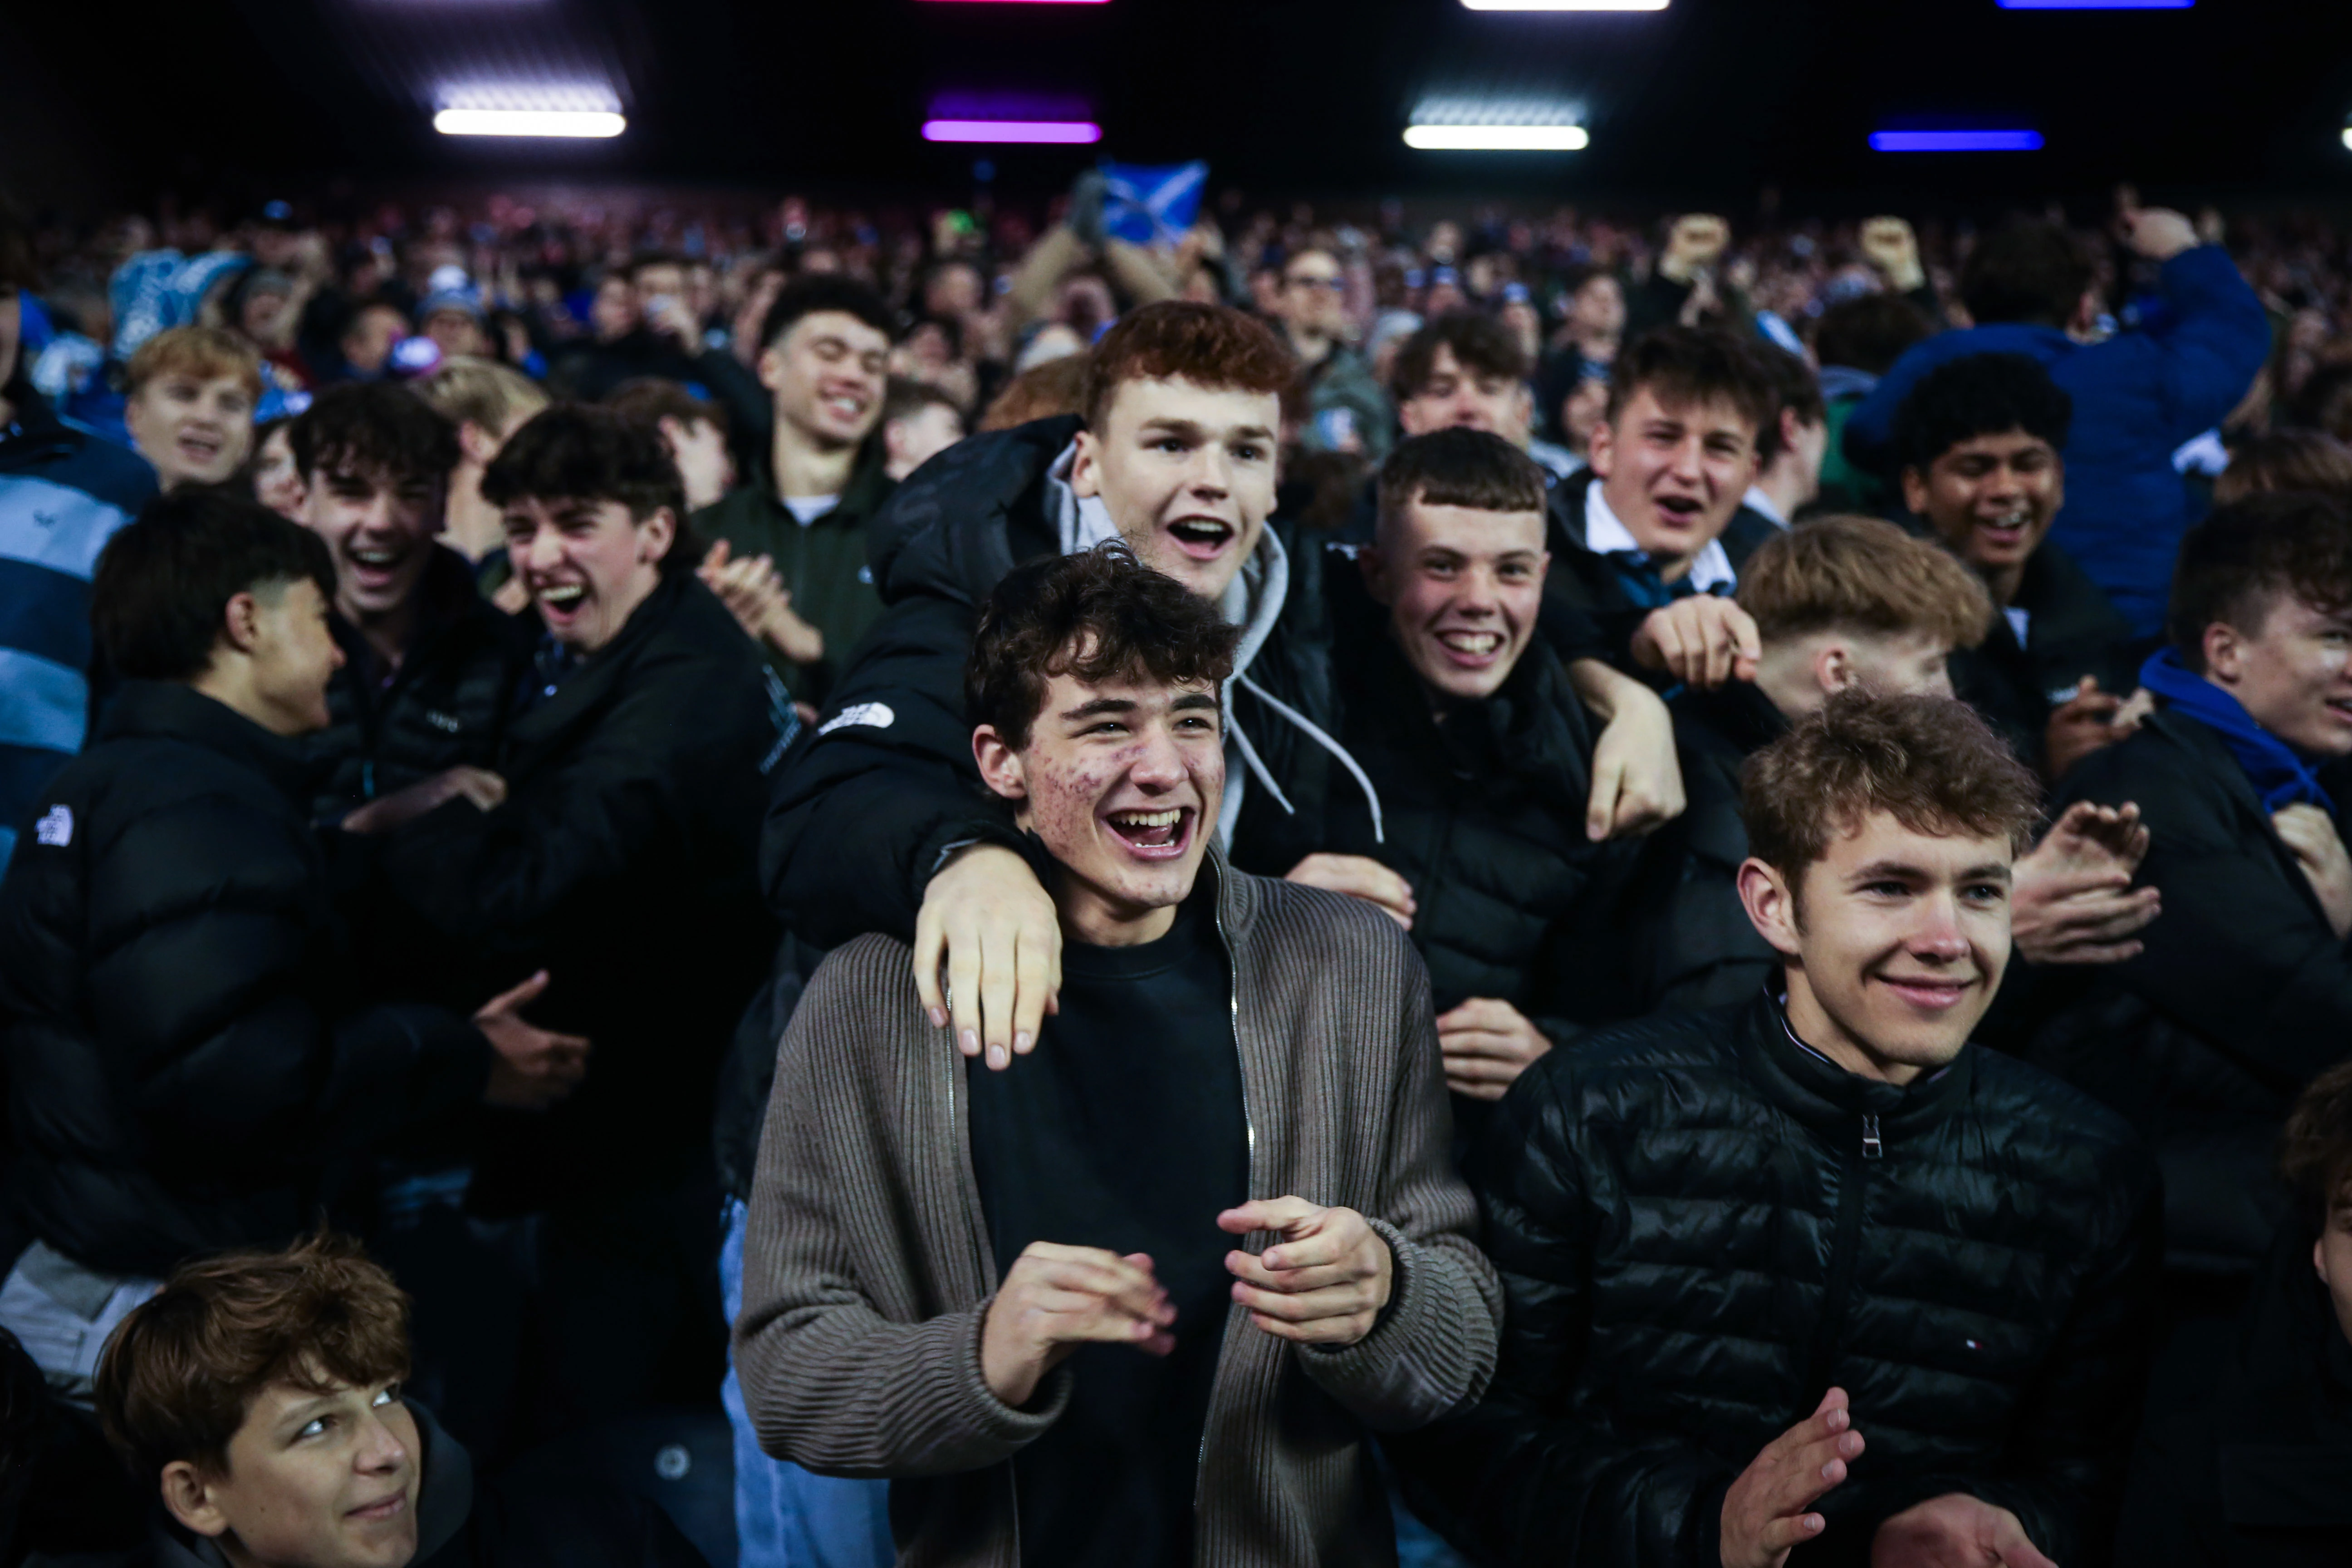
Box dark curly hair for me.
[1741,691,2043,882]
[289,381,461,488]
[1814,293,1936,378]
[482,402,696,573]
[2280,1059,2352,1225]
[2213,428,2352,508]
[2168,491,2352,671]
[965,543,1242,750]
[1891,351,2075,477]
[757,273,896,354]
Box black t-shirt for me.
[965,889,1250,1568]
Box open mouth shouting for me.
[1104,804,1196,861]
[344,539,417,598]
[1651,492,1705,536]
[1164,516,1238,564]
[535,579,589,627]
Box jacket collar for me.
[1734,989,1976,1141]
[97,681,322,801]
[511,567,696,745]
[1675,677,1789,758]
[746,436,893,526]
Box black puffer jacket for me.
[308,545,533,821]
[2024,710,2352,1274]
[376,571,785,1211]
[1541,467,1783,671]
[759,416,1355,947]
[0,683,490,1278]
[1391,994,2161,1568]
[1320,564,1642,1047]
[2115,1216,2352,1567]
[1939,532,2140,777]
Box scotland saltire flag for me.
[1103,162,1209,247]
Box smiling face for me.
[761,309,891,452]
[127,372,258,489]
[1396,344,1534,450]
[301,463,445,629]
[2203,589,2352,758]
[1903,428,2064,581]
[501,496,673,655]
[1588,384,1762,574]
[975,665,1224,946]
[164,1378,421,1568]
[1365,496,1549,702]
[1740,809,2012,1084]
[1071,377,1281,603]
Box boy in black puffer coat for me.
[0,493,580,1396]
[1392,693,2160,1568]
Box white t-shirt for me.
[783,495,839,526]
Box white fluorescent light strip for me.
[435,108,625,137]
[2342,128,2352,150]
[1406,124,1589,150]
[1461,1,1668,10]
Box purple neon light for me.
[922,119,1102,144]
[919,0,1107,5]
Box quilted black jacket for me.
[1391,993,2161,1568]
[0,682,489,1277]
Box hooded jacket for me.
[759,416,1379,950]
[0,379,157,874]
[2116,1217,2352,1567]
[0,682,489,1279]
[309,544,534,821]
[374,569,785,1211]
[1845,246,2271,639]
[2024,709,2352,1273]
[1390,993,2161,1568]
[735,849,1500,1568]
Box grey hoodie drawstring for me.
[1234,674,1386,845]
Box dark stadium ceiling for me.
[15,0,2352,214]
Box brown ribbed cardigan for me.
[734,852,1502,1567]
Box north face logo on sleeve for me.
[34,806,72,847]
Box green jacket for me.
[692,442,897,707]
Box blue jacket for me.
[0,383,157,872]
[1845,246,2271,639]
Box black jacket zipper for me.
[1803,1113,1880,1402]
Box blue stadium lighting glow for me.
[1870,130,2045,152]
[1996,1,2190,8]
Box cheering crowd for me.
[3,168,2352,1568]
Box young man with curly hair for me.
[1396,692,2160,1568]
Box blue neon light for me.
[1996,1,2191,8]
[1870,130,2045,152]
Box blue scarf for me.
[2139,647,2337,814]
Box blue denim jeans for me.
[719,1196,895,1568]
